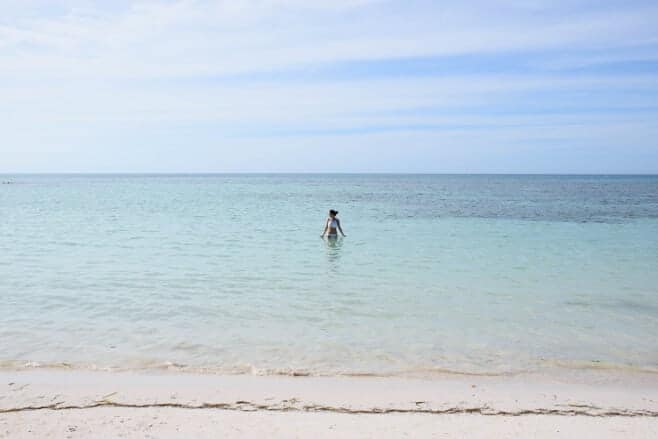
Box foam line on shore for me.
[2,359,657,378]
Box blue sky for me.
[1,0,658,173]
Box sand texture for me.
[1,369,657,438]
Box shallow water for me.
[1,174,657,375]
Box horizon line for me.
[2,172,658,176]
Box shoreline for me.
[2,368,658,438]
[3,357,658,379]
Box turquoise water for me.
[1,174,658,376]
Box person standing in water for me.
[321,209,346,238]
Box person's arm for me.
[321,219,328,237]
[337,219,346,237]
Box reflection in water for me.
[324,236,344,274]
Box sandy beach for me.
[2,369,657,438]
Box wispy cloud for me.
[3,1,658,77]
[1,0,658,172]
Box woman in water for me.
[321,209,346,238]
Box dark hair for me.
[329,209,338,216]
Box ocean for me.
[1,174,657,376]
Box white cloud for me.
[3,73,657,127]
[1,0,657,80]
[1,1,657,172]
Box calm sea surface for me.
[1,174,658,376]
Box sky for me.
[1,0,658,173]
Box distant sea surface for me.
[1,174,657,376]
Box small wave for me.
[537,358,658,375]
[2,358,657,379]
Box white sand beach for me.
[2,369,657,438]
